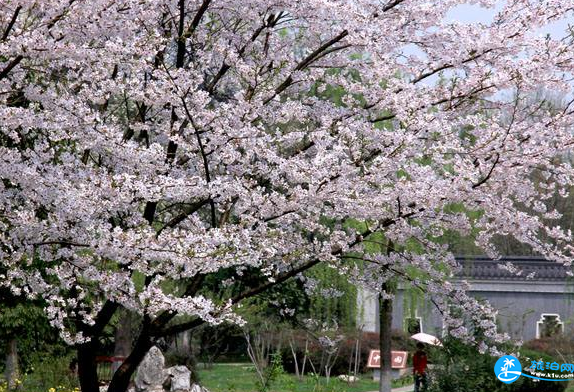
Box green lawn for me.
[197,363,412,392]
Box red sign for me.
[367,350,408,369]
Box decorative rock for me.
[166,365,191,392]
[190,383,210,392]
[135,346,166,392]
[337,375,360,383]
[132,346,201,392]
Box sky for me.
[447,2,573,39]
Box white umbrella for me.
[411,332,443,347]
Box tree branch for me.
[472,153,500,189]
[381,0,407,12]
[1,5,22,42]
[370,83,496,123]
[32,240,89,247]
[89,301,119,337]
[181,99,217,227]
[265,30,349,103]
[157,199,209,235]
[0,55,23,80]
[149,274,206,333]
[183,0,212,39]
[206,13,283,94]
[176,0,186,68]
[411,48,495,85]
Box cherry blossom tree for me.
[1,1,574,392]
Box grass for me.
[197,363,412,392]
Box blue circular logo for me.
[494,355,522,384]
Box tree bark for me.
[113,310,134,374]
[181,330,190,352]
[107,332,153,392]
[78,341,99,392]
[378,281,393,392]
[5,338,20,390]
[76,301,119,392]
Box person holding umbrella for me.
[413,342,428,392]
[410,332,441,391]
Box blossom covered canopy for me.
[0,0,573,345]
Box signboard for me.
[367,350,408,369]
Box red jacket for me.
[413,351,427,375]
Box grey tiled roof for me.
[455,256,572,281]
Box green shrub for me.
[523,336,574,358]
[514,348,568,392]
[16,355,79,392]
[426,338,567,392]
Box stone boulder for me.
[133,346,206,392]
[337,374,360,383]
[135,346,166,392]
[190,384,210,392]
[165,365,191,392]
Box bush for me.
[164,346,200,383]
[426,338,567,392]
[515,348,568,392]
[523,336,574,359]
[193,323,248,364]
[16,355,79,392]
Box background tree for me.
[0,295,66,389]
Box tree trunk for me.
[289,338,300,380]
[353,336,360,377]
[181,331,190,353]
[78,341,100,392]
[113,310,134,374]
[5,338,20,390]
[301,338,308,378]
[107,333,153,392]
[75,300,119,392]
[378,281,393,392]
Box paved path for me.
[367,385,414,392]
[392,385,414,392]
